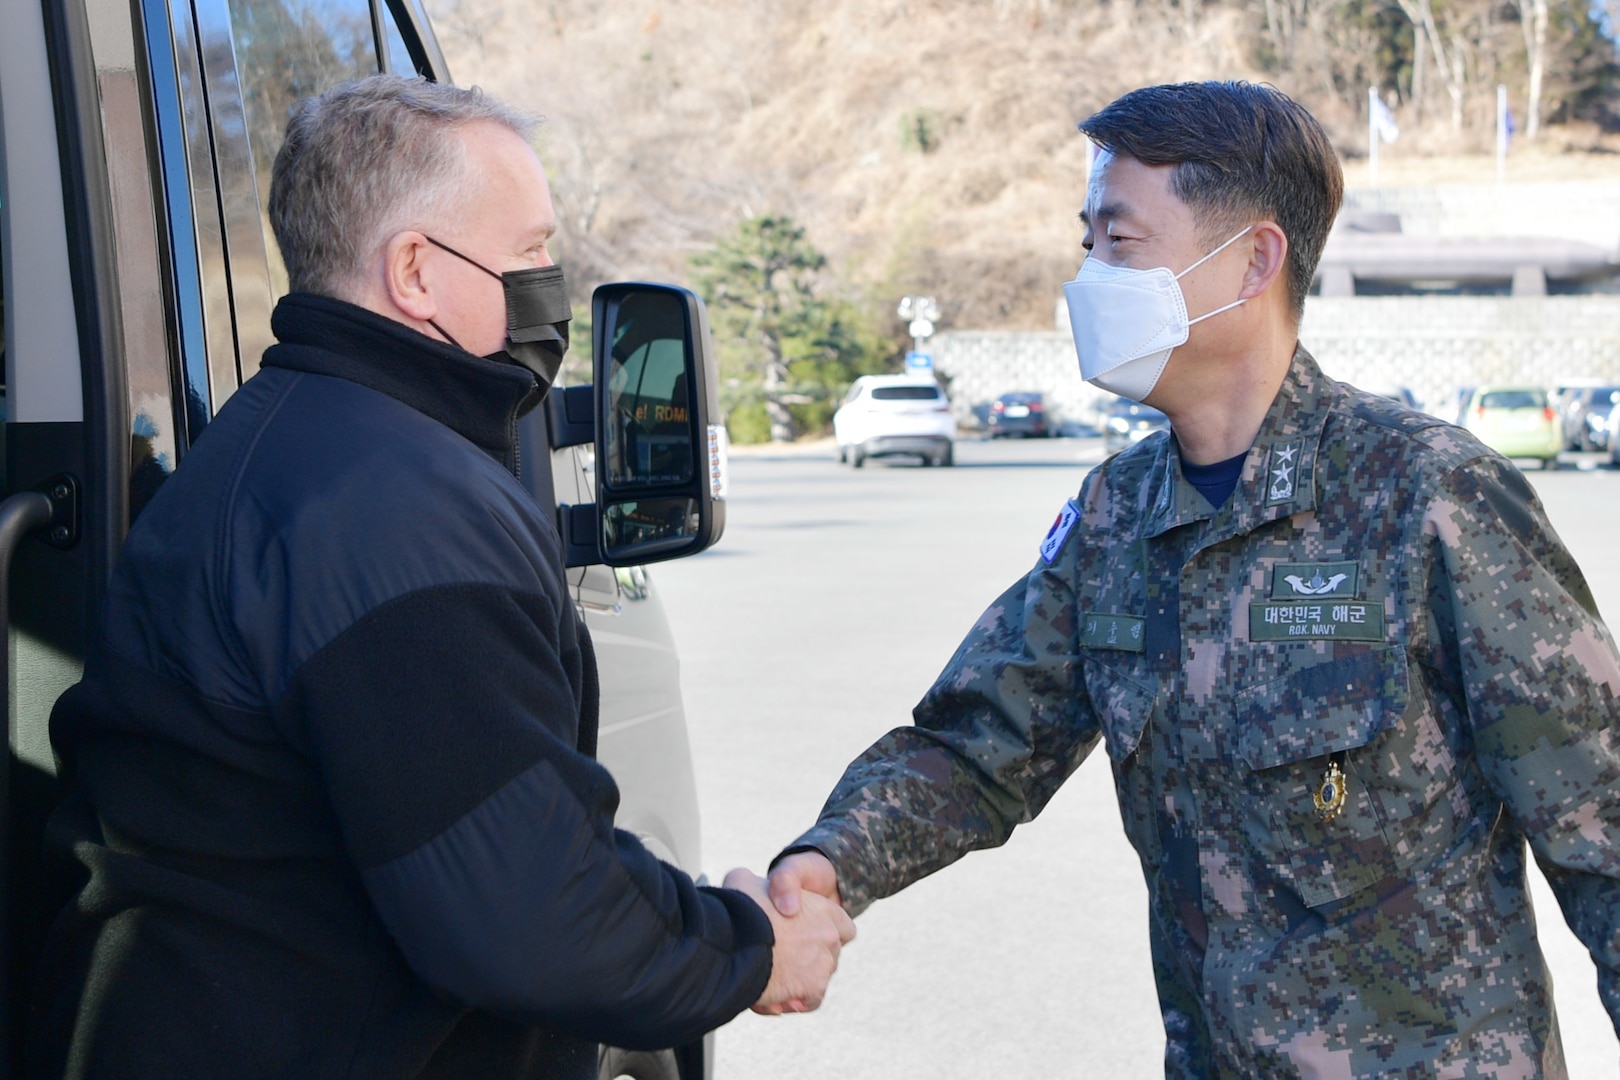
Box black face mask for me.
[425,237,571,393]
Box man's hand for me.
[723,867,855,1015]
[767,850,842,917]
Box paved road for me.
[651,436,1620,1079]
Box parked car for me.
[1609,406,1620,468]
[1562,385,1620,451]
[987,391,1050,438]
[1552,377,1604,441]
[834,375,956,467]
[1463,386,1562,469]
[1103,398,1171,453]
[0,4,722,1078]
[1450,385,1477,426]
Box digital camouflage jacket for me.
[790,348,1620,1078]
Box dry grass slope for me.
[431,0,1620,331]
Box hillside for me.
[428,0,1620,333]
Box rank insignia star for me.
[1266,440,1303,504]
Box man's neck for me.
[1155,327,1297,466]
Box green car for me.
[1463,386,1562,470]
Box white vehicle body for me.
[0,3,714,1076]
[833,374,957,467]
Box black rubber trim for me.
[383,0,450,80]
[40,0,129,596]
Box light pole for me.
[897,295,939,374]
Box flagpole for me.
[1368,86,1379,190]
[1496,84,1508,184]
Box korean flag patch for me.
[1039,500,1080,564]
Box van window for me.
[1,190,7,386]
[1,186,8,475]
[227,0,382,297]
[377,0,419,75]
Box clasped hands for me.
[723,851,849,1015]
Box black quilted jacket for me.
[31,294,771,1080]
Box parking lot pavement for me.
[653,437,1620,1080]
[729,432,1114,466]
[1527,456,1620,631]
[1556,450,1614,471]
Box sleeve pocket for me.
[1233,646,1413,908]
[1085,658,1155,765]
[1083,658,1161,864]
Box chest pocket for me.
[1233,646,1415,908]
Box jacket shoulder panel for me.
[1332,382,1494,476]
[107,369,568,709]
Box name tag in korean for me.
[1082,612,1145,652]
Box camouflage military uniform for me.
[790,348,1620,1078]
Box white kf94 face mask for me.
[1063,226,1252,402]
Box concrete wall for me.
[933,295,1620,428]
[930,330,1102,430]
[1300,296,1620,415]
[1341,183,1620,243]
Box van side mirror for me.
[577,283,726,567]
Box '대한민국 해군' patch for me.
[1249,600,1385,641]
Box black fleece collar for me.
[262,293,541,474]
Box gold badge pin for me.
[1313,758,1347,822]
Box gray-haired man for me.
[33,75,850,1080]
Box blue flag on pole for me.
[1371,95,1399,143]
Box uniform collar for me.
[1141,345,1335,541]
[261,293,541,475]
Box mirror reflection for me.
[604,498,700,555]
[603,292,695,489]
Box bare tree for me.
[1262,0,1298,67]
[1397,0,1467,129]
[1518,0,1549,137]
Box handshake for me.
[723,851,852,1015]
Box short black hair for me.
[1078,82,1342,324]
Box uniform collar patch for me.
[1039,500,1080,564]
[1265,440,1303,505]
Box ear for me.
[1239,221,1289,302]
[382,231,439,323]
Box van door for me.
[1,1,442,1069]
[2,0,149,1065]
[9,5,712,1074]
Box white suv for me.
[834,375,957,467]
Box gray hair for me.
[269,75,538,298]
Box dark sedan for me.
[1563,386,1620,451]
[988,391,1050,438]
[1103,398,1171,453]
